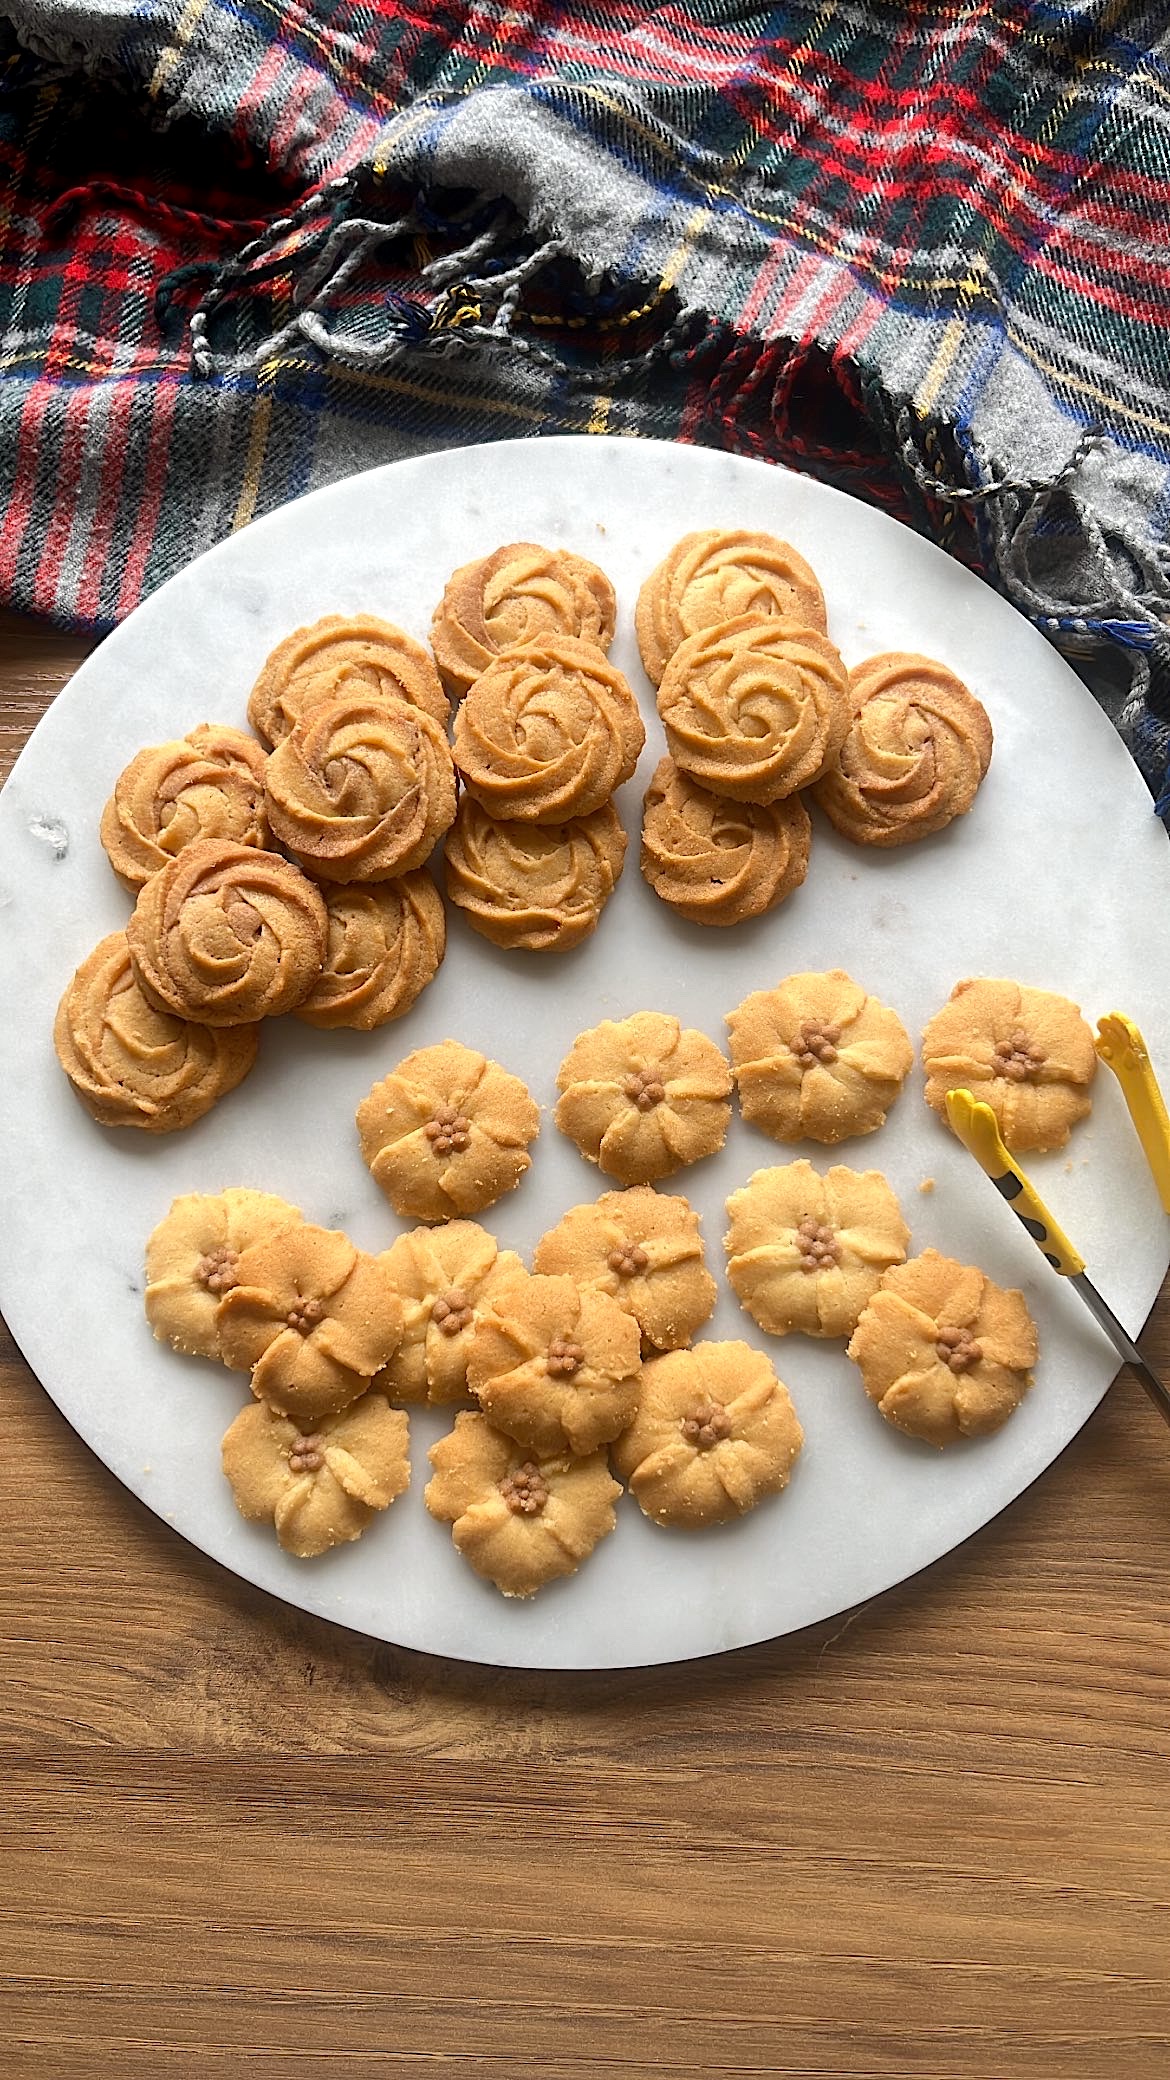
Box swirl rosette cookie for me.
[555,1011,732,1185]
[612,1341,804,1529]
[727,970,913,1144]
[813,652,993,847]
[922,977,1097,1152]
[374,1220,526,1405]
[265,691,456,882]
[848,1249,1038,1446]
[431,542,617,700]
[222,1394,410,1557]
[656,617,850,802]
[467,1269,642,1457]
[100,725,270,891]
[452,635,644,824]
[636,529,827,687]
[426,1412,621,1597]
[248,614,449,745]
[294,870,446,1030]
[127,840,327,1025]
[356,1040,540,1220]
[218,1221,405,1420]
[640,756,811,926]
[54,932,258,1130]
[724,1161,910,1340]
[533,1185,717,1352]
[145,1188,302,1360]
[443,794,627,952]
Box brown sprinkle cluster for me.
[607,1240,649,1279]
[681,1398,734,1449]
[796,1213,841,1273]
[623,1066,667,1111]
[793,1019,842,1067]
[499,1462,550,1516]
[431,1286,474,1336]
[285,1295,325,1335]
[992,1029,1047,1081]
[934,1324,983,1373]
[195,1244,240,1294]
[424,1104,472,1155]
[547,1335,585,1378]
[288,1432,325,1473]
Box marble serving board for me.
[2,436,1168,1670]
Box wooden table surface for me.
[3,613,1168,2080]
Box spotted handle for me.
[1095,1013,1170,1215]
[944,1089,1085,1277]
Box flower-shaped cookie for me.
[452,635,644,823]
[426,1412,621,1597]
[127,840,327,1025]
[636,529,827,687]
[374,1220,526,1405]
[612,1341,804,1528]
[467,1270,641,1456]
[533,1186,716,1352]
[222,1394,410,1557]
[248,613,449,745]
[727,971,913,1144]
[265,691,456,881]
[555,1012,732,1185]
[814,653,993,847]
[144,1186,302,1360]
[848,1249,1038,1446]
[54,931,258,1130]
[656,617,850,802]
[431,542,617,700]
[218,1222,404,1419]
[100,724,270,891]
[356,1040,540,1221]
[640,756,811,926]
[922,977,1097,1153]
[724,1161,909,1339]
[443,795,627,953]
[293,870,446,1030]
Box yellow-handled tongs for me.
[946,1011,1170,1426]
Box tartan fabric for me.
[2,3,1169,809]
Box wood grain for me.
[2,616,1168,2079]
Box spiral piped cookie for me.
[636,529,827,687]
[248,614,449,745]
[294,870,446,1030]
[100,725,270,891]
[431,542,616,700]
[127,840,327,1025]
[265,691,456,882]
[656,616,850,802]
[443,794,627,952]
[814,652,993,847]
[640,757,811,926]
[453,635,644,823]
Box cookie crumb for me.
[918,1177,935,1195]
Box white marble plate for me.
[2,437,1168,1670]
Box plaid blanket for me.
[2,2,1169,810]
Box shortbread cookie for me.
[127,840,327,1025]
[848,1249,1038,1446]
[814,653,993,847]
[265,691,456,881]
[468,1269,641,1456]
[657,617,850,802]
[222,1394,410,1557]
[443,795,627,953]
[555,1012,732,1185]
[431,542,617,700]
[452,635,644,823]
[248,614,448,745]
[374,1221,526,1405]
[100,725,270,890]
[640,757,811,926]
[724,1161,909,1339]
[922,977,1096,1153]
[294,871,445,1030]
[54,931,258,1130]
[356,1040,540,1221]
[728,970,913,1144]
[636,530,827,687]
[611,1341,803,1528]
[144,1187,302,1360]
[218,1222,404,1420]
[533,1186,716,1352]
[426,1412,621,1597]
